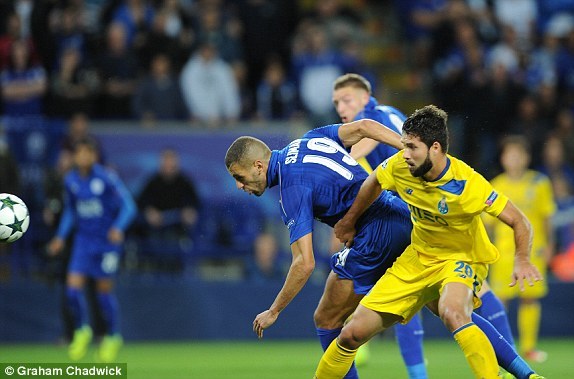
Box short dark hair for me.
[499,134,531,156]
[73,137,99,152]
[333,73,372,94]
[225,136,270,169]
[403,105,449,153]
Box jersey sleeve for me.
[374,155,398,192]
[465,172,508,217]
[303,124,347,150]
[279,184,315,244]
[107,171,137,231]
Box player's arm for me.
[109,174,137,243]
[334,171,382,247]
[337,119,402,150]
[496,200,543,290]
[253,233,315,339]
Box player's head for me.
[73,137,99,172]
[401,105,449,178]
[332,73,372,123]
[225,136,272,196]
[159,148,180,179]
[499,135,530,175]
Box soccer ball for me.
[0,193,30,243]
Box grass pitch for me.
[1,338,572,378]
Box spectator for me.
[508,95,550,167]
[179,41,241,127]
[195,5,243,64]
[256,57,297,121]
[137,6,194,71]
[291,24,356,126]
[132,53,187,126]
[553,108,574,165]
[97,22,138,119]
[0,39,47,118]
[111,0,155,49]
[245,232,283,283]
[137,148,201,270]
[0,12,38,70]
[538,134,574,190]
[47,47,99,118]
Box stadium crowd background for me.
[1,0,574,295]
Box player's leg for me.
[476,281,515,346]
[93,248,123,363]
[519,298,546,363]
[438,282,499,379]
[314,271,363,379]
[395,313,427,379]
[95,277,123,362]
[66,272,92,360]
[315,305,401,379]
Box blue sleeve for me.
[109,173,137,231]
[56,182,75,239]
[302,124,347,150]
[280,184,315,244]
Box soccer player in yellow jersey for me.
[484,136,556,363]
[314,105,544,379]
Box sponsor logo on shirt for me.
[485,191,498,206]
[405,188,414,195]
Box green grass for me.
[1,338,572,378]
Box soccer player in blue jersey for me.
[226,119,539,379]
[332,73,520,378]
[315,105,544,379]
[47,138,136,362]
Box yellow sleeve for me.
[374,155,397,192]
[463,171,508,217]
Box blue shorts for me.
[68,241,121,278]
[331,205,412,295]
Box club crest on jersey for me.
[485,191,498,206]
[438,196,448,214]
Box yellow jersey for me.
[486,170,555,254]
[375,152,508,265]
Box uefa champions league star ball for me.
[0,193,30,243]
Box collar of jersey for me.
[426,156,451,183]
[267,150,281,188]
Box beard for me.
[410,153,433,177]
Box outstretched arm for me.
[337,119,402,150]
[253,233,315,338]
[334,171,383,247]
[496,200,543,290]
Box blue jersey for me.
[57,164,136,247]
[266,124,411,293]
[355,97,406,171]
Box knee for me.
[337,325,367,350]
[313,308,345,330]
[440,306,471,332]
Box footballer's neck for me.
[423,155,448,182]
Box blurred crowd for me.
[0,0,574,283]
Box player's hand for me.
[108,228,124,244]
[145,207,163,227]
[509,257,543,291]
[334,217,356,247]
[253,309,279,339]
[47,238,65,256]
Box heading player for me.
[48,138,136,362]
[316,105,544,379]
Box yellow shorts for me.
[360,244,488,323]
[488,247,548,300]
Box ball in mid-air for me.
[0,193,30,243]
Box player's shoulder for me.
[447,155,477,178]
[527,170,551,185]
